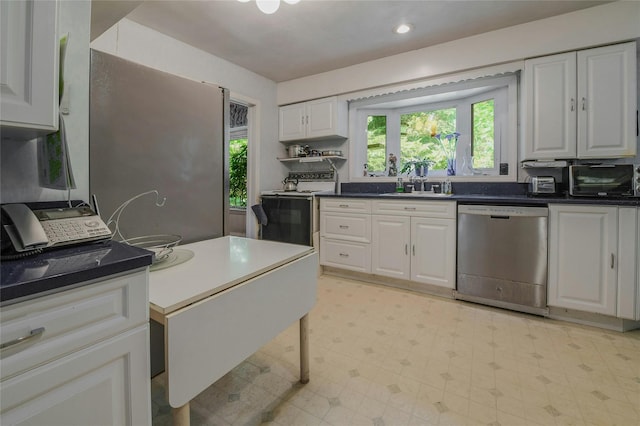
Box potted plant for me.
[401,158,433,177]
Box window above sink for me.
[348,72,519,183]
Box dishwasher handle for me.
[490,215,510,220]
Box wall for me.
[1,1,91,204]
[277,1,640,183]
[90,19,282,239]
[278,1,640,104]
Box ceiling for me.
[92,0,611,83]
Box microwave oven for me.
[569,164,640,197]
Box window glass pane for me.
[229,138,247,208]
[367,115,387,172]
[472,99,494,169]
[400,108,456,171]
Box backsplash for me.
[341,181,530,196]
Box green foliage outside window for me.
[365,101,495,174]
[367,116,387,172]
[472,100,495,169]
[229,138,247,208]
[401,108,456,171]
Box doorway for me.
[228,101,248,236]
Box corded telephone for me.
[1,203,111,258]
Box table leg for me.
[299,314,309,384]
[173,402,190,426]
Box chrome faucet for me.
[410,177,428,192]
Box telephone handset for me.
[1,203,111,256]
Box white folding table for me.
[148,236,317,425]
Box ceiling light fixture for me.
[240,0,301,15]
[394,23,413,34]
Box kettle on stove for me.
[282,177,298,192]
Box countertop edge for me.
[1,241,153,306]
[316,193,640,206]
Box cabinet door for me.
[524,52,577,160]
[411,217,456,288]
[279,103,306,141]
[617,207,638,320]
[0,0,59,139]
[548,205,618,315]
[577,42,637,158]
[0,326,151,426]
[371,215,410,279]
[306,97,337,139]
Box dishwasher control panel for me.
[458,205,548,217]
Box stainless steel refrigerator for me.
[89,50,228,243]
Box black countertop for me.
[317,192,640,206]
[317,182,640,206]
[1,240,153,306]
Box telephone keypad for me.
[42,217,111,245]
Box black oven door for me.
[260,196,312,246]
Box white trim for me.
[230,93,260,239]
[349,73,518,182]
[344,66,521,104]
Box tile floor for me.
[152,275,640,426]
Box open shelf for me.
[277,156,346,163]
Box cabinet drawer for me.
[0,325,150,426]
[372,200,456,218]
[320,212,370,242]
[0,270,148,380]
[320,238,371,273]
[321,198,371,213]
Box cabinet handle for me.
[412,245,415,256]
[339,204,350,208]
[404,207,416,211]
[339,252,349,257]
[0,327,45,351]
[339,225,349,229]
[581,97,586,111]
[570,98,575,111]
[611,253,615,269]
[405,244,408,255]
[306,115,309,125]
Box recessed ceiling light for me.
[394,23,413,34]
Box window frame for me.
[348,73,518,182]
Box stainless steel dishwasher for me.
[455,204,549,316]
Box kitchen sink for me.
[379,192,453,198]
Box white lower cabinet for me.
[371,201,456,289]
[0,270,151,425]
[320,238,371,273]
[617,207,639,320]
[410,217,456,288]
[320,198,372,272]
[371,215,411,279]
[1,326,149,426]
[548,204,639,319]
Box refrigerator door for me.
[89,50,228,243]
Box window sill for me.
[349,174,516,183]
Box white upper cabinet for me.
[577,43,637,158]
[279,96,348,142]
[524,52,577,159]
[524,42,637,160]
[0,0,59,140]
